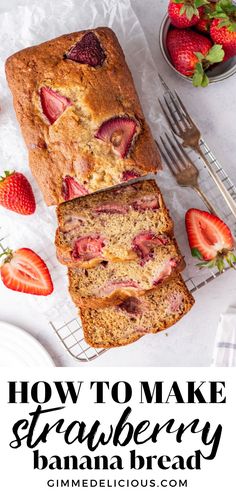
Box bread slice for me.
[79,275,194,348]
[68,240,185,308]
[56,179,173,268]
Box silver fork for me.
[158,74,236,219]
[158,132,219,216]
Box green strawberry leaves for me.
[192,45,224,87]
[192,61,209,87]
[205,44,225,63]
[192,246,236,273]
[191,248,203,260]
[192,62,207,87]
[0,170,13,182]
[211,0,236,31]
[174,0,209,20]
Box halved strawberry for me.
[65,32,106,67]
[122,170,141,181]
[72,235,105,261]
[62,176,88,201]
[93,203,129,214]
[132,195,160,211]
[185,208,236,271]
[40,87,72,125]
[132,231,169,264]
[95,116,138,158]
[0,248,53,295]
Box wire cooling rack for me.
[1,79,236,363]
[48,79,236,363]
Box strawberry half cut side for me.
[40,87,72,125]
[185,208,236,272]
[95,116,138,158]
[62,176,88,201]
[0,248,54,296]
[65,32,106,67]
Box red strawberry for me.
[132,231,169,264]
[95,116,138,158]
[185,208,236,271]
[61,176,88,201]
[195,1,216,32]
[210,0,236,59]
[94,203,129,214]
[132,195,160,211]
[72,235,105,261]
[65,32,106,67]
[40,87,72,125]
[167,29,224,86]
[0,171,36,215]
[168,0,207,28]
[122,170,141,181]
[0,248,53,295]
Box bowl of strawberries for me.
[160,0,236,86]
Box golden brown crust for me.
[5,27,161,205]
[80,276,195,348]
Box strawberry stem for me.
[0,248,13,263]
[0,170,14,182]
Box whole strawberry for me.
[167,29,224,86]
[210,0,236,60]
[0,171,36,215]
[168,0,209,28]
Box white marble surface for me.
[0,0,236,367]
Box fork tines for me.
[158,132,191,175]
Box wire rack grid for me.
[49,83,236,363]
[1,81,236,364]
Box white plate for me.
[0,321,55,367]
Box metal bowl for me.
[159,14,236,84]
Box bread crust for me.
[5,27,161,205]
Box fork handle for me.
[192,185,219,216]
[196,145,236,219]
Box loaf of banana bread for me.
[68,240,185,308]
[79,275,194,348]
[5,27,161,206]
[55,180,174,268]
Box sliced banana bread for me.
[56,179,173,268]
[68,240,185,308]
[79,275,194,348]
